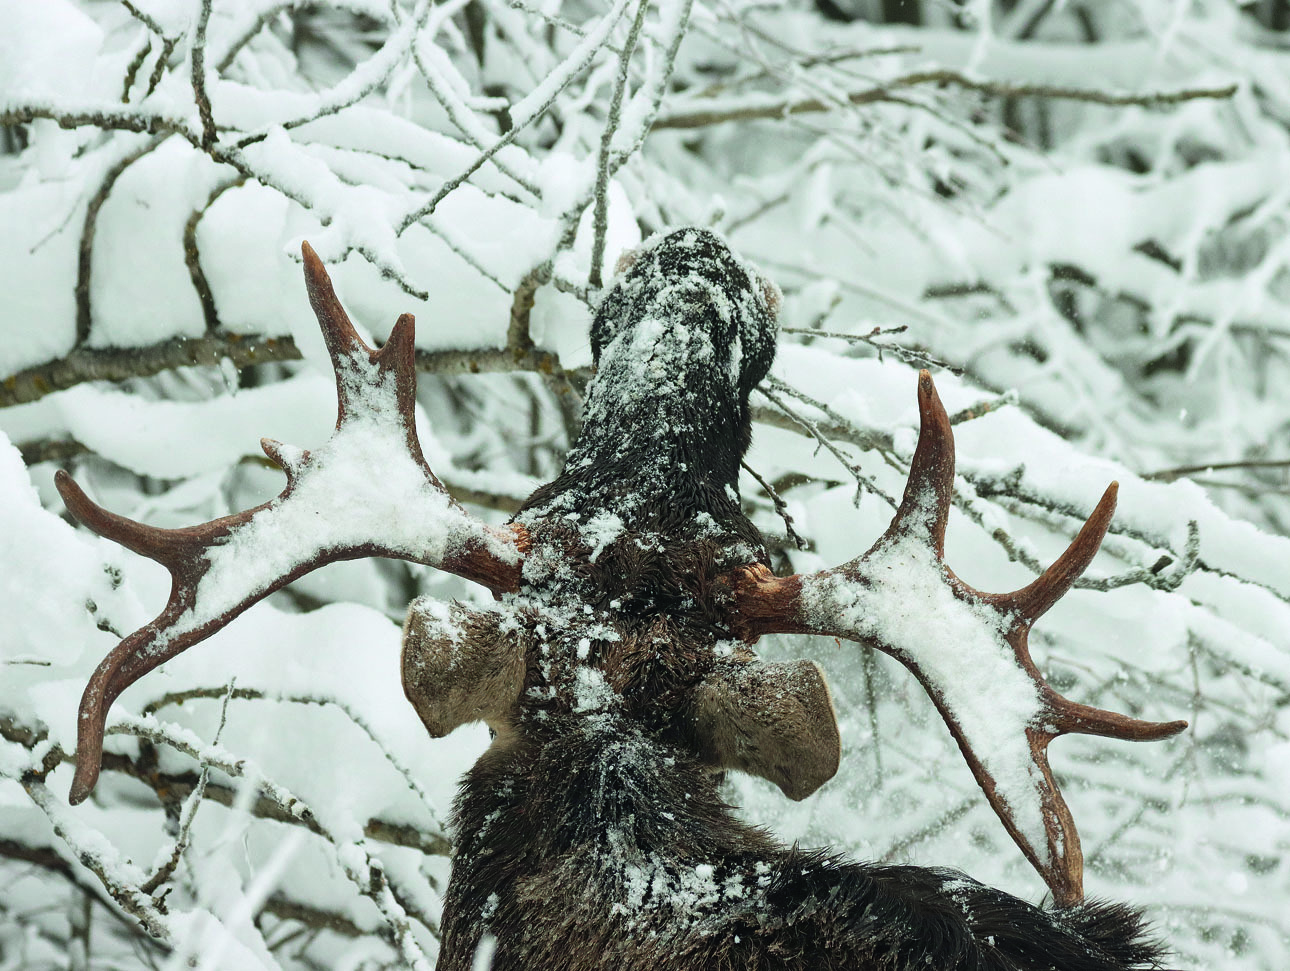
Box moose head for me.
[56,228,1185,970]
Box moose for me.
[56,228,1185,969]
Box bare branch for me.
[121,38,153,103]
[191,0,217,149]
[396,0,634,235]
[590,0,650,290]
[148,37,179,99]
[756,385,898,508]
[120,1,168,38]
[139,682,236,896]
[948,390,1019,425]
[77,136,167,345]
[184,178,247,332]
[232,0,435,150]
[102,714,433,966]
[0,334,578,408]
[740,458,807,550]
[651,71,1239,130]
[141,686,449,844]
[20,778,174,943]
[0,715,450,858]
[0,104,180,136]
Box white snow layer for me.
[800,512,1048,859]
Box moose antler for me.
[724,371,1187,908]
[57,242,526,805]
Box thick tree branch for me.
[0,334,575,408]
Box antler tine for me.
[984,482,1189,744]
[302,240,366,367]
[884,370,954,557]
[56,470,193,566]
[301,243,424,441]
[58,242,526,805]
[989,483,1119,626]
[722,370,1188,908]
[56,471,280,804]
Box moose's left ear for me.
[692,658,840,801]
[401,599,526,738]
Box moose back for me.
[57,228,1182,969]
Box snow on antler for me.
[56,242,524,804]
[725,371,1187,907]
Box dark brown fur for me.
[431,229,1166,971]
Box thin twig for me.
[689,45,922,99]
[19,779,174,943]
[607,0,696,168]
[121,39,153,103]
[232,0,435,150]
[1142,458,1290,481]
[184,178,246,333]
[120,1,168,36]
[948,390,1019,425]
[141,686,449,843]
[105,714,433,966]
[148,37,178,98]
[782,325,965,374]
[139,681,236,895]
[763,375,899,454]
[407,5,541,196]
[740,459,807,549]
[397,0,633,235]
[756,385,897,508]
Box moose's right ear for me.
[401,599,526,738]
[692,658,841,801]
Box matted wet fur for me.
[427,229,1168,971]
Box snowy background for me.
[1,0,1288,967]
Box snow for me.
[88,138,226,349]
[162,362,517,651]
[2,0,1289,966]
[801,519,1048,859]
[0,135,147,376]
[0,0,103,105]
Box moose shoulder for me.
[57,228,1182,970]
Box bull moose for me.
[56,228,1183,969]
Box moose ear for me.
[693,658,841,801]
[401,600,526,738]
